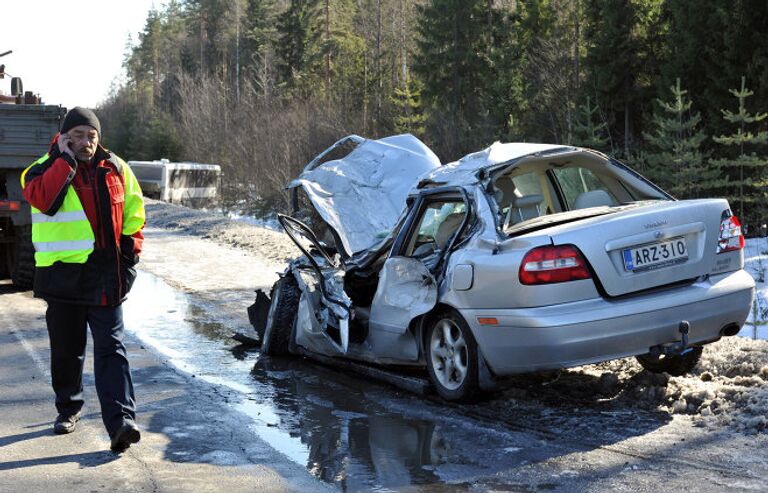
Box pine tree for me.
[712,76,768,227]
[584,0,663,157]
[390,78,427,138]
[572,96,610,151]
[660,1,768,143]
[274,0,365,102]
[506,0,583,143]
[642,78,715,199]
[242,0,278,99]
[413,0,493,158]
[275,0,323,93]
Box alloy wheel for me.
[429,318,469,390]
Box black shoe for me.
[110,421,141,453]
[53,412,81,435]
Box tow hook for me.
[649,321,691,357]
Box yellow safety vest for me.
[21,153,145,267]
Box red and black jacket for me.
[22,134,145,306]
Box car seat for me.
[504,194,544,229]
[572,189,614,210]
[435,212,466,249]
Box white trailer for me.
[128,159,221,207]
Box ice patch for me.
[199,450,242,465]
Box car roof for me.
[414,142,574,190]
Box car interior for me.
[491,158,641,231]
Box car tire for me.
[425,310,481,402]
[635,346,703,376]
[262,275,300,356]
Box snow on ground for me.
[144,199,299,265]
[581,338,768,434]
[744,236,768,333]
[144,198,768,434]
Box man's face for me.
[67,124,99,161]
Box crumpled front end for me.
[288,134,441,257]
[287,256,354,356]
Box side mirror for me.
[11,77,23,96]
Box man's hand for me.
[57,133,75,159]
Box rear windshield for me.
[550,167,618,210]
[492,158,666,233]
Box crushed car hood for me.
[289,134,441,256]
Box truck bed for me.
[0,104,65,169]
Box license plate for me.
[623,237,688,272]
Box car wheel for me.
[262,275,300,356]
[635,346,703,376]
[426,310,480,402]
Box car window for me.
[552,167,618,209]
[495,171,550,227]
[405,201,467,258]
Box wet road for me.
[3,224,765,491]
[122,270,768,492]
[124,272,549,490]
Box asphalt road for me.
[2,224,767,492]
[0,281,332,493]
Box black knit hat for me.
[60,106,101,135]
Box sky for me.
[0,0,164,109]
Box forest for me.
[96,0,768,232]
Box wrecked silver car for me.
[250,134,755,402]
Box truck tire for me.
[262,275,300,356]
[11,225,35,289]
[0,242,10,279]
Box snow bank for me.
[144,199,299,265]
[743,237,768,337]
[582,337,768,434]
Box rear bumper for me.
[461,269,755,375]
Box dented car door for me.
[368,193,470,337]
[369,257,438,334]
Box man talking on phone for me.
[20,107,145,453]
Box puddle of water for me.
[124,270,534,490]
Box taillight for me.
[717,213,744,254]
[519,244,591,285]
[0,200,21,211]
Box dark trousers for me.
[46,301,136,437]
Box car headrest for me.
[436,212,465,248]
[493,176,518,206]
[512,194,544,208]
[573,189,614,209]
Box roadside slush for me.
[0,282,331,493]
